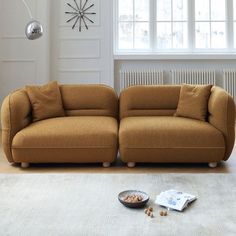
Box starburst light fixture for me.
[65,0,96,31]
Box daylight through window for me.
[116,0,235,53]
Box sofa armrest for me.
[1,89,32,163]
[208,86,235,161]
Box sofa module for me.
[119,85,235,168]
[1,84,118,168]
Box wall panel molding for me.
[2,36,26,39]
[59,70,101,84]
[52,0,114,86]
[2,59,36,63]
[59,38,101,59]
[59,69,101,73]
[60,37,101,40]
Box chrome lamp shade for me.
[22,0,43,40]
[25,20,43,40]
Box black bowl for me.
[118,190,149,208]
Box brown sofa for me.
[1,85,118,168]
[1,84,235,169]
[119,85,235,168]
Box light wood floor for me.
[0,131,235,174]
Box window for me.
[156,0,188,49]
[195,0,226,49]
[115,0,235,54]
[118,0,150,50]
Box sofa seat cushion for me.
[13,116,118,149]
[119,116,225,149]
[119,116,225,163]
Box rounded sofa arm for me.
[1,89,32,163]
[208,86,235,161]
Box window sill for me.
[113,53,236,60]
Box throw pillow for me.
[175,84,213,121]
[26,81,65,122]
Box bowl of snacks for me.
[118,190,149,208]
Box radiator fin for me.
[171,69,216,85]
[223,69,236,102]
[120,70,164,92]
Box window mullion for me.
[209,0,212,48]
[227,0,234,50]
[133,0,135,49]
[114,0,118,53]
[150,0,156,52]
[189,0,195,52]
[171,0,173,48]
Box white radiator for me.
[120,69,164,92]
[223,69,236,102]
[171,69,216,85]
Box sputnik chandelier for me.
[65,0,96,31]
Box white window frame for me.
[155,0,189,52]
[114,0,152,53]
[114,0,236,57]
[193,0,227,52]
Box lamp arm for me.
[22,0,33,19]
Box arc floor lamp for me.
[22,0,43,40]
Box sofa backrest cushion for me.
[60,84,118,119]
[120,85,181,119]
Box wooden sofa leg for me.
[127,162,136,168]
[21,162,30,168]
[103,162,111,168]
[208,162,218,168]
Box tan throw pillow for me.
[175,84,213,121]
[26,81,65,122]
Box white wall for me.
[0,0,114,106]
[0,0,50,104]
[50,0,114,86]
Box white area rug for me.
[0,174,235,236]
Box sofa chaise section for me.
[1,85,118,167]
[119,85,235,167]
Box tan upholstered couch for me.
[1,84,235,168]
[1,85,118,168]
[119,85,235,168]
